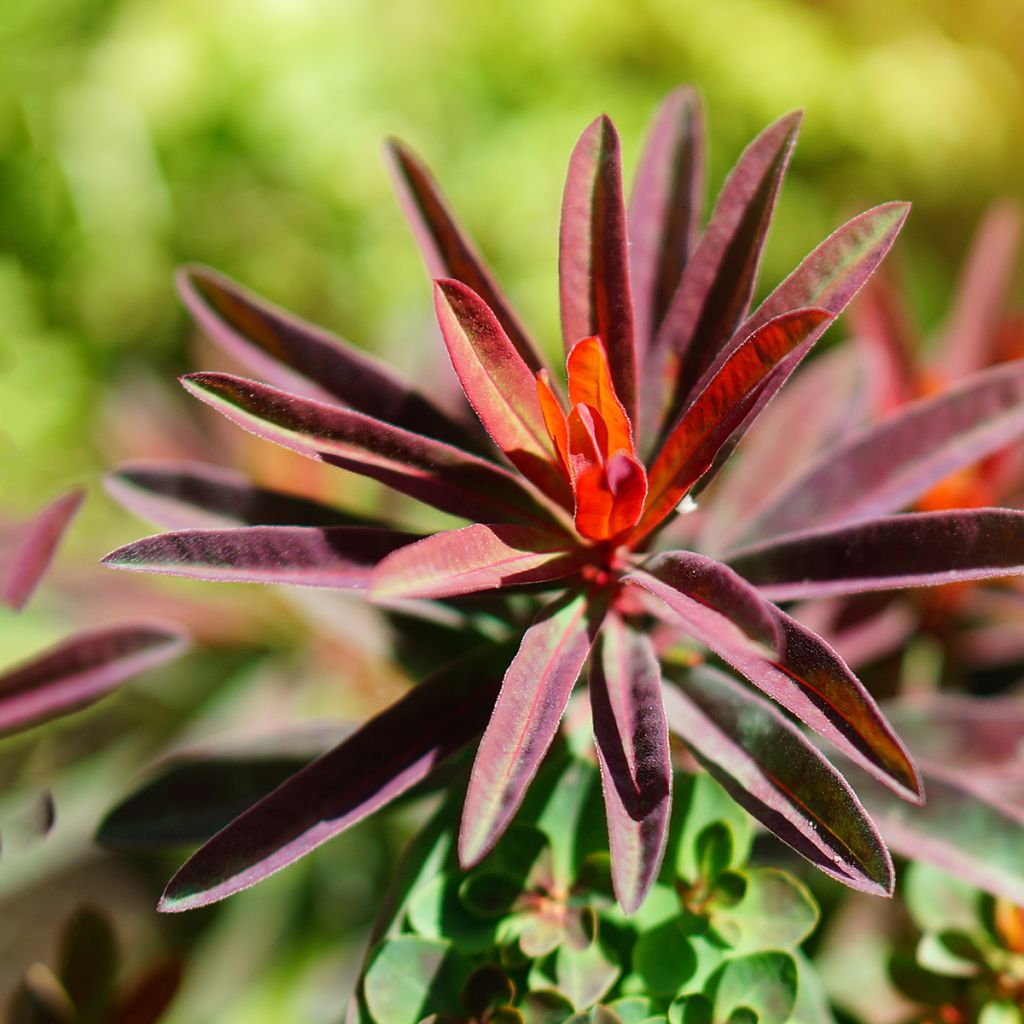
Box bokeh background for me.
[0,0,1022,1020]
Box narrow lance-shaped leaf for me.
[103,525,417,590]
[180,372,569,531]
[434,279,571,505]
[589,611,671,913]
[372,523,586,601]
[642,112,801,444]
[688,202,911,497]
[1,489,84,611]
[0,624,188,739]
[663,666,894,896]
[177,265,484,451]
[628,554,922,802]
[738,360,1024,544]
[628,86,705,357]
[459,592,604,868]
[159,645,510,912]
[560,115,638,421]
[938,200,1023,378]
[727,509,1024,600]
[386,140,547,374]
[106,460,363,531]
[634,309,831,542]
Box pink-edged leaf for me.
[739,360,1024,544]
[728,509,1024,600]
[938,200,1023,378]
[0,623,188,739]
[560,115,638,421]
[372,523,585,601]
[386,139,547,375]
[159,645,507,911]
[106,460,359,531]
[629,86,705,357]
[180,372,568,530]
[687,202,912,496]
[589,611,671,913]
[177,265,482,451]
[663,667,893,896]
[103,525,417,590]
[634,309,831,542]
[434,280,571,505]
[628,557,922,803]
[1,490,84,611]
[697,345,872,555]
[459,592,604,867]
[642,112,801,442]
[834,753,1024,904]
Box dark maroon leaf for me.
[177,265,483,451]
[110,959,184,1024]
[728,509,1024,600]
[180,372,568,530]
[103,525,417,590]
[1,489,84,611]
[160,645,509,911]
[629,86,704,356]
[738,360,1024,543]
[560,115,638,421]
[628,558,922,802]
[57,907,117,1021]
[663,667,893,896]
[386,140,546,374]
[0,624,188,739]
[589,611,671,912]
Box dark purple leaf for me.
[386,140,547,374]
[103,525,416,590]
[738,360,1024,543]
[628,558,922,802]
[106,460,359,530]
[589,611,671,913]
[728,509,1024,600]
[159,646,508,911]
[560,115,638,421]
[459,593,604,868]
[177,265,483,451]
[0,624,188,739]
[180,372,568,530]
[642,112,801,443]
[663,667,893,896]
[629,86,705,356]
[1,489,84,611]
[110,959,184,1024]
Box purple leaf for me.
[434,280,571,505]
[177,265,483,451]
[180,372,568,530]
[938,200,1022,378]
[642,112,801,443]
[0,624,188,739]
[560,115,638,421]
[628,557,922,802]
[106,460,359,531]
[629,86,705,357]
[589,611,671,913]
[103,525,417,590]
[459,592,604,867]
[372,523,585,601]
[1,490,84,611]
[159,646,508,912]
[738,360,1024,543]
[663,667,893,896]
[385,139,547,375]
[728,509,1024,600]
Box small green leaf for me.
[979,1002,1024,1024]
[695,825,734,887]
[459,873,522,920]
[672,774,752,884]
[904,862,981,935]
[709,869,819,952]
[407,876,497,953]
[915,932,983,978]
[668,994,713,1024]
[520,990,576,1024]
[606,997,659,1024]
[553,938,621,1010]
[363,937,471,1024]
[633,919,698,996]
[462,965,515,1018]
[707,953,797,1024]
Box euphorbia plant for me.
[103,87,1024,919]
